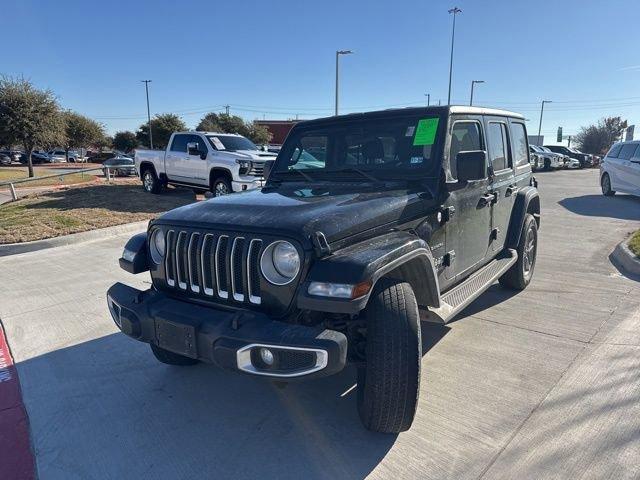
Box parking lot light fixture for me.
[335,50,353,116]
[537,100,553,144]
[470,80,484,106]
[447,7,462,105]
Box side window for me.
[488,122,510,171]
[510,122,529,167]
[634,144,640,159]
[618,143,637,160]
[289,135,328,170]
[607,144,622,158]
[170,134,188,152]
[187,135,207,155]
[450,121,483,178]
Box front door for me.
[621,143,640,195]
[444,116,492,281]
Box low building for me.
[254,120,299,145]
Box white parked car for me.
[529,145,565,170]
[600,140,640,197]
[135,132,277,196]
[48,150,68,162]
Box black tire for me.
[142,167,161,194]
[544,159,551,171]
[357,279,421,434]
[211,177,232,197]
[150,344,199,366]
[499,214,538,290]
[601,173,615,196]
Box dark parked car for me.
[544,145,593,168]
[0,152,12,165]
[87,151,118,164]
[107,106,540,433]
[102,156,136,176]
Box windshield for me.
[272,115,442,180]
[207,135,257,152]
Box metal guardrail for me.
[0,164,136,202]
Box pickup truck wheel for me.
[150,344,199,366]
[499,214,538,290]
[601,173,615,196]
[212,178,232,197]
[544,159,551,171]
[142,169,161,194]
[357,279,421,433]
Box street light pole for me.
[447,7,462,105]
[141,80,153,149]
[537,100,552,145]
[470,80,484,106]
[335,50,353,116]
[425,93,430,106]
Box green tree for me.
[0,77,65,176]
[575,116,628,155]
[196,112,272,144]
[136,113,186,149]
[63,111,105,161]
[112,131,139,153]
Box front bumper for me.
[106,282,347,379]
[232,178,265,192]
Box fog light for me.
[259,347,274,366]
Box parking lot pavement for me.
[0,169,639,480]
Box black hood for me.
[155,182,437,247]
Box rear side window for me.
[450,121,483,178]
[488,122,511,171]
[170,134,188,152]
[510,122,529,167]
[618,143,637,160]
[607,144,622,158]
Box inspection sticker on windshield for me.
[413,118,439,146]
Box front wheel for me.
[357,279,421,433]
[211,178,232,197]
[601,173,615,196]
[150,344,199,366]
[499,214,538,290]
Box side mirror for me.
[187,142,205,159]
[456,150,487,183]
[263,159,275,179]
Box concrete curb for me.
[610,237,640,278]
[0,220,148,257]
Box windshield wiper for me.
[326,167,381,182]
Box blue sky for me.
[3,0,640,144]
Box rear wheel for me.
[142,168,161,194]
[499,214,538,290]
[544,159,551,171]
[357,279,421,433]
[601,173,615,196]
[150,344,199,366]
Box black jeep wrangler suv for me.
[107,106,540,433]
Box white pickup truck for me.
[135,131,276,196]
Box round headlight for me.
[150,229,165,265]
[260,240,300,285]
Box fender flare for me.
[296,231,440,314]
[138,161,157,180]
[506,186,540,248]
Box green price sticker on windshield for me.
[413,118,439,146]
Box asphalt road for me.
[0,169,639,480]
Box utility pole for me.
[470,80,484,106]
[537,100,552,145]
[224,105,230,115]
[567,135,572,148]
[425,93,430,106]
[447,7,462,105]
[141,80,153,149]
[335,50,353,115]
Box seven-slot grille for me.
[247,162,264,177]
[163,230,263,305]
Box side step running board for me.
[422,249,518,324]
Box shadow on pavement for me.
[17,333,399,479]
[559,194,640,221]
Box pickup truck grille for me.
[247,162,264,176]
[164,230,263,305]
